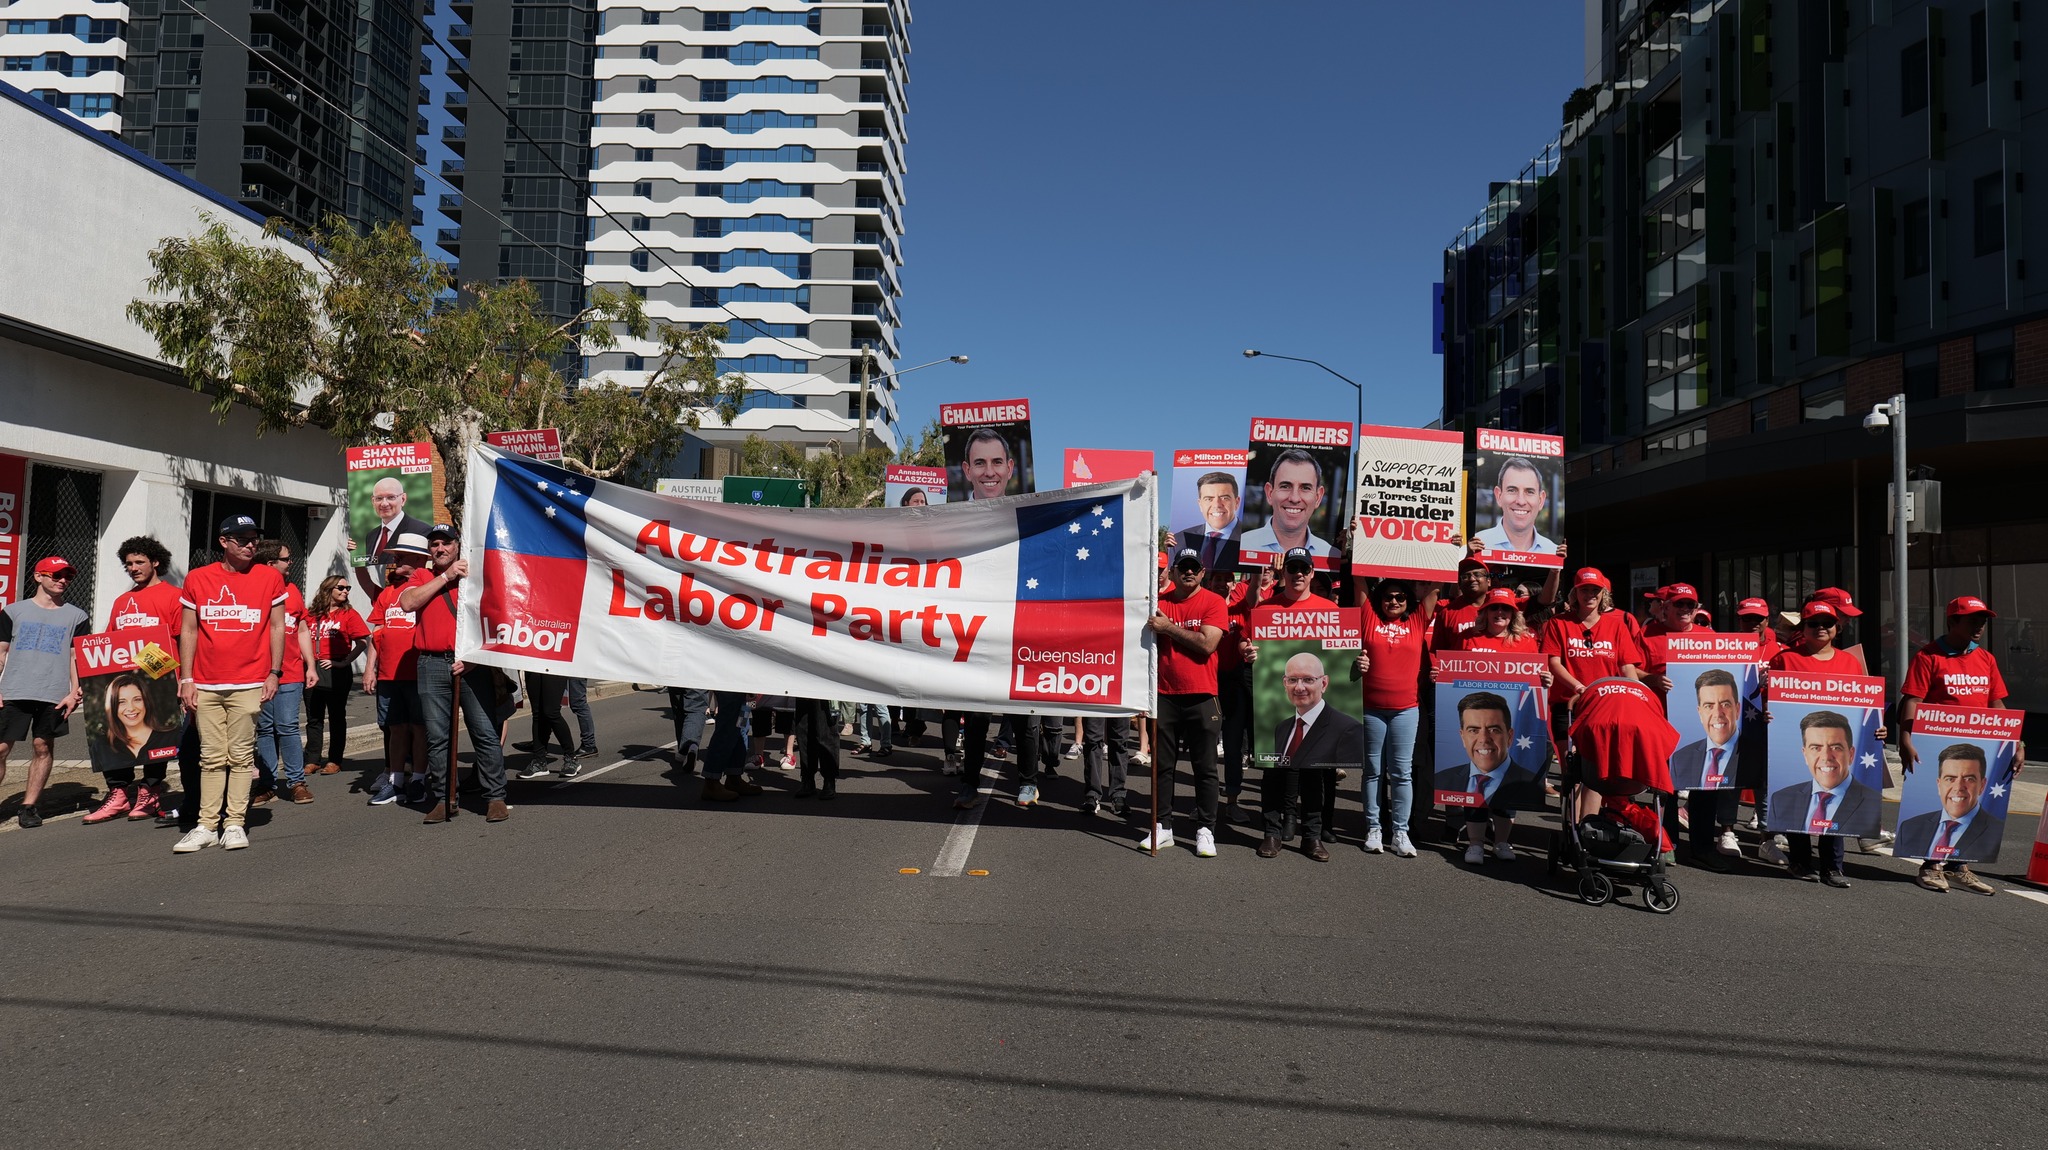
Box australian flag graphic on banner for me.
[479,454,596,664]
[1010,495,1127,706]
[1509,679,1551,774]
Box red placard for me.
[0,452,23,609]
[487,428,564,462]
[345,442,433,474]
[1171,449,1248,469]
[1064,449,1153,487]
[939,399,1030,426]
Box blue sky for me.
[891,0,1586,496]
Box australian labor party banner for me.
[1352,425,1463,580]
[1432,652,1550,809]
[1468,428,1564,569]
[1764,672,1886,838]
[1896,705,2023,864]
[456,446,1158,715]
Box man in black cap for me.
[1139,547,1227,855]
[398,523,510,823]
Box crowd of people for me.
[0,519,2025,902]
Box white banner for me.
[456,446,1159,715]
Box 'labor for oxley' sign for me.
[454,446,1160,715]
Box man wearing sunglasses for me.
[174,517,288,853]
[0,556,92,828]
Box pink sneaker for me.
[128,783,164,821]
[83,787,133,824]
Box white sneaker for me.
[221,826,249,850]
[1464,841,1485,865]
[1194,827,1217,858]
[1493,841,1517,862]
[1129,750,1152,767]
[1391,831,1417,858]
[1759,836,1789,866]
[1715,829,1741,856]
[1362,827,1384,854]
[1137,823,1174,851]
[172,827,218,854]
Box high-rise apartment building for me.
[1,1,422,232]
[583,0,912,461]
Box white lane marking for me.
[2006,888,2048,907]
[551,742,677,788]
[929,783,996,877]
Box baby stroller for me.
[1548,677,1682,913]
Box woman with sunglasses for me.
[1765,600,1880,886]
[304,575,368,775]
[1434,587,1554,863]
[1350,578,1436,857]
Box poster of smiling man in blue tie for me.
[1660,634,1766,791]
[1431,652,1550,809]
[1894,706,2022,864]
[1168,450,1247,573]
[1764,672,1886,838]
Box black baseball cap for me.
[1282,547,1314,574]
[1171,547,1203,571]
[217,514,260,537]
[426,523,459,542]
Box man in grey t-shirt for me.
[0,555,91,828]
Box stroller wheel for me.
[1576,871,1613,906]
[1643,877,1680,914]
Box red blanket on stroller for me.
[1599,794,1675,853]
[1568,677,1677,796]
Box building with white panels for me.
[584,0,910,463]
[0,0,128,131]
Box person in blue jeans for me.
[252,540,318,804]
[852,701,893,758]
[1350,579,1435,857]
[668,687,710,773]
[566,677,598,758]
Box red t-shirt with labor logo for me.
[311,607,370,667]
[106,580,184,656]
[1156,585,1228,697]
[368,585,418,682]
[1538,611,1646,705]
[1358,601,1428,711]
[179,561,287,690]
[405,567,461,654]
[1900,641,2008,706]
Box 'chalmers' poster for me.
[1897,705,2023,864]
[1240,418,1352,572]
[1468,428,1563,569]
[1168,450,1247,573]
[1352,425,1463,580]
[1764,672,1886,838]
[940,400,1033,502]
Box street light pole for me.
[1240,349,1364,434]
[852,354,972,451]
[1890,391,1909,691]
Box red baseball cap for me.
[1735,597,1771,618]
[33,556,75,578]
[1799,601,1840,623]
[1810,586,1862,616]
[1663,582,1700,604]
[1458,556,1489,574]
[1480,587,1523,609]
[1693,608,1713,626]
[1572,567,1611,591]
[1945,595,1996,618]
[1643,586,1668,601]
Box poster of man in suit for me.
[345,442,434,597]
[1431,652,1550,809]
[1250,611,1363,771]
[1895,705,2023,864]
[1168,450,1247,573]
[1765,672,1887,838]
[939,400,1034,502]
[1660,634,1766,791]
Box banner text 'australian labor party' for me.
[454,446,1159,715]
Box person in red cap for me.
[1539,567,1646,821]
[0,556,92,828]
[1433,586,1552,862]
[1897,595,2016,896]
[1641,586,1672,638]
[1239,547,1342,860]
[1765,599,1875,886]
[1735,598,1782,663]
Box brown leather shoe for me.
[289,783,314,805]
[421,802,449,824]
[1304,838,1331,863]
[249,790,275,806]
[319,761,341,775]
[486,800,510,823]
[1256,835,1282,858]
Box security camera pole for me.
[1887,392,1908,694]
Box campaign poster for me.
[1469,428,1564,569]
[74,632,184,775]
[654,478,722,503]
[1656,633,1765,791]
[486,428,563,462]
[1248,606,1362,770]
[940,399,1034,502]
[1431,652,1550,809]
[345,443,434,568]
[1168,449,1248,572]
[1896,705,2023,864]
[1764,672,1886,838]
[1241,418,1353,572]
[0,451,24,609]
[1352,425,1464,580]
[883,464,947,508]
[1064,449,1154,488]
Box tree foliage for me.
[127,214,746,525]
[732,418,945,509]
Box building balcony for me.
[442,123,465,152]
[443,89,468,120]
[250,0,306,35]
[240,182,292,216]
[437,227,461,250]
[243,107,299,146]
[241,144,298,180]
[440,157,465,183]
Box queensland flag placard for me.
[478,454,595,663]
[1010,496,1128,706]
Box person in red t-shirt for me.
[1240,548,1342,860]
[304,575,369,775]
[173,515,286,854]
[1734,598,1781,663]
[251,539,319,805]
[82,535,191,827]
[1139,548,1228,855]
[1897,595,2017,895]
[363,534,429,807]
[1349,578,1432,857]
[398,524,509,824]
[1207,570,1254,825]
[1430,557,1495,651]
[1539,567,1645,822]
[1432,587,1553,863]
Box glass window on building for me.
[1801,376,1846,422]
[1900,39,1929,114]
[26,463,103,615]
[1644,180,1707,307]
[1643,310,1704,424]
[1974,172,2006,257]
[1902,199,1930,277]
[1977,330,2015,390]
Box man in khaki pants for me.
[174,515,287,853]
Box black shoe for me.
[820,778,837,800]
[795,779,818,798]
[1694,851,1733,874]
[405,779,427,805]
[1787,863,1818,882]
[574,747,600,760]
[1079,795,1100,814]
[1819,870,1852,889]
[16,805,42,829]
[1109,794,1129,817]
[556,761,582,780]
[676,742,699,774]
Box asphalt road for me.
[2,688,2044,1149]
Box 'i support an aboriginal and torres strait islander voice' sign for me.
[455,445,1159,715]
[1352,425,1464,580]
